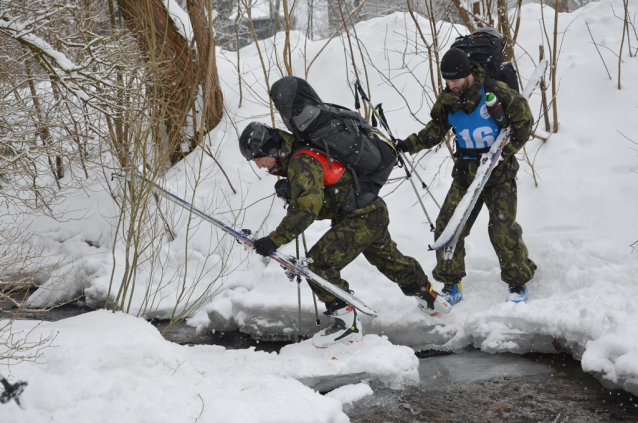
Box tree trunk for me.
[116,0,223,164]
[451,0,476,33]
[187,0,224,131]
[497,0,515,62]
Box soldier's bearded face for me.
[446,75,473,93]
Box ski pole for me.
[355,80,440,208]
[354,80,438,231]
[119,169,378,317]
[375,103,441,211]
[301,233,321,327]
[294,237,303,342]
[0,371,27,408]
[401,161,436,231]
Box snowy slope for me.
[2,0,638,421]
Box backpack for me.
[270,76,397,212]
[450,27,519,92]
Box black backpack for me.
[450,27,519,92]
[270,76,397,212]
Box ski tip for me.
[347,293,377,317]
[357,306,377,318]
[428,243,442,251]
[442,244,457,260]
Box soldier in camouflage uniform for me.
[239,119,450,348]
[397,48,537,304]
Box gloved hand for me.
[395,138,411,153]
[253,236,278,257]
[274,179,291,203]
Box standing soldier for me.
[239,79,451,348]
[397,48,537,304]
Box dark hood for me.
[270,76,323,129]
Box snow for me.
[3,310,388,422]
[164,0,197,41]
[325,383,374,408]
[226,0,330,41]
[229,0,274,20]
[2,0,638,421]
[0,17,90,101]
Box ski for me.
[429,59,549,259]
[126,170,378,317]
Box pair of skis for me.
[126,170,378,317]
[428,60,549,259]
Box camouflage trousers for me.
[432,161,536,286]
[307,197,430,303]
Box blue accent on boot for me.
[442,283,463,305]
[508,284,528,303]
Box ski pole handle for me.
[375,104,393,139]
[354,79,369,102]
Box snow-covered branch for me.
[0,14,93,101]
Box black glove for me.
[253,236,278,257]
[274,179,291,203]
[395,138,411,153]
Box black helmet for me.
[239,122,282,160]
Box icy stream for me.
[8,302,638,422]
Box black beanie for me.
[441,48,471,80]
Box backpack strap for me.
[323,103,349,111]
[483,77,497,94]
[292,146,355,214]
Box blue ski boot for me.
[508,284,528,303]
[442,282,463,305]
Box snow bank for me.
[0,310,417,422]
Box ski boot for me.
[312,300,362,348]
[508,284,528,303]
[442,282,463,305]
[415,287,452,316]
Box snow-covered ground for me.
[3,311,416,422]
[2,0,638,421]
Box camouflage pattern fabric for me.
[266,131,430,303]
[401,63,536,287]
[307,197,430,303]
[401,64,534,155]
[267,131,376,248]
[432,155,537,285]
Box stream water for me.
[6,301,638,422]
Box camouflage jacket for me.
[402,64,533,157]
[268,131,378,247]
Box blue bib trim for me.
[448,87,501,158]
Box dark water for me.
[153,319,292,353]
[5,300,638,422]
[348,350,638,423]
